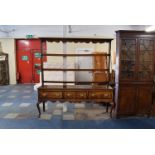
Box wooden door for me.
[118,86,137,116]
[93,52,108,82]
[137,86,152,115]
[93,52,107,69]
[119,38,137,81]
[137,38,154,81]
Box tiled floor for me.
[0,84,155,129]
[0,84,110,121]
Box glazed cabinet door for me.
[118,86,137,116]
[138,38,154,81]
[120,39,137,81]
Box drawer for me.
[76,92,87,99]
[39,91,62,99]
[89,91,112,99]
[64,92,75,99]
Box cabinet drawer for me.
[39,91,62,99]
[64,92,75,99]
[89,91,112,99]
[76,92,87,99]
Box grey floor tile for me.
[1,102,13,107]
[4,113,19,119]
[40,114,52,120]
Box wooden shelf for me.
[42,53,110,57]
[40,37,113,43]
[43,68,109,71]
[40,84,112,89]
[43,81,109,84]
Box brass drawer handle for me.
[55,93,60,97]
[91,93,95,97]
[67,93,71,97]
[42,93,47,97]
[104,93,109,97]
[80,94,84,97]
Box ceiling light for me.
[145,25,155,32]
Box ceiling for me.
[0,25,149,38]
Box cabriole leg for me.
[36,101,41,118]
[43,101,46,112]
[110,102,115,118]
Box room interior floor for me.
[0,84,155,129]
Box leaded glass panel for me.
[120,39,136,80]
[138,39,154,80]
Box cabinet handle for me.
[92,94,95,97]
[80,94,84,97]
[42,93,47,97]
[67,93,71,97]
[104,93,109,97]
[55,93,59,97]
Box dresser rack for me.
[36,37,115,118]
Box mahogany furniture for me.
[0,53,9,85]
[115,30,155,118]
[93,52,108,83]
[36,37,115,118]
[151,88,155,116]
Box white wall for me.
[0,39,16,84]
[0,25,148,38]
[0,37,115,85]
[47,39,116,68]
[0,25,147,85]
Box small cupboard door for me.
[120,39,137,81]
[137,86,152,115]
[118,86,153,116]
[118,86,137,115]
[93,52,109,82]
[93,52,107,69]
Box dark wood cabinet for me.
[0,53,9,85]
[115,31,155,117]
